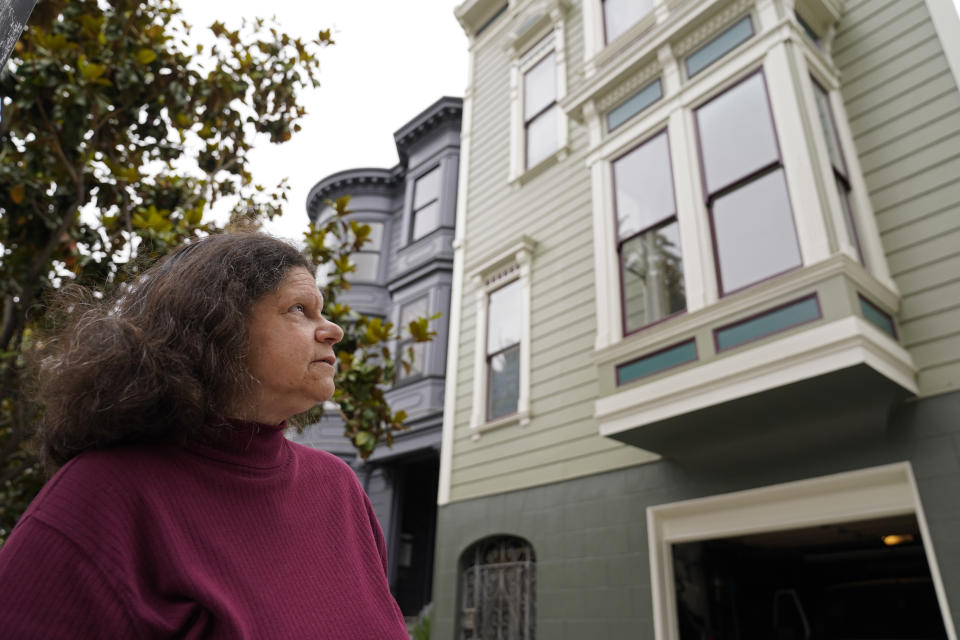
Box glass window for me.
[524,52,558,168]
[397,296,430,381]
[352,221,383,282]
[411,166,442,241]
[603,0,654,43]
[697,73,779,194]
[696,73,801,294]
[812,79,863,264]
[711,168,800,292]
[607,78,662,132]
[486,280,522,420]
[613,131,686,333]
[685,15,754,78]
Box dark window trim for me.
[485,280,522,422]
[811,76,865,265]
[610,128,687,336]
[615,338,698,386]
[712,293,822,353]
[858,294,899,340]
[694,69,803,296]
[485,344,520,422]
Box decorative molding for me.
[469,235,538,283]
[673,0,754,58]
[596,59,661,112]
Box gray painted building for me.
[292,96,462,619]
[434,0,960,638]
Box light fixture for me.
[881,534,915,546]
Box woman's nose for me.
[317,319,344,344]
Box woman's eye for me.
[290,304,305,314]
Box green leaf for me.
[136,49,158,65]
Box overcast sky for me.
[180,1,468,241]
[182,1,960,242]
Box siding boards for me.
[448,3,650,501]
[836,0,960,397]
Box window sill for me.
[509,145,569,188]
[470,409,531,440]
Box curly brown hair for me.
[33,233,314,468]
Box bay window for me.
[613,130,685,333]
[695,71,802,295]
[811,78,864,264]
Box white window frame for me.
[647,462,956,639]
[507,2,570,183]
[469,236,536,436]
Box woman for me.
[0,233,410,639]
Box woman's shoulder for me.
[22,445,180,530]
[286,441,362,483]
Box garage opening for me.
[672,513,947,639]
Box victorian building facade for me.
[294,97,462,620]
[433,0,960,637]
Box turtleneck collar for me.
[184,417,290,470]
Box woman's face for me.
[243,266,344,424]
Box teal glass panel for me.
[607,78,662,132]
[859,296,897,338]
[616,340,697,386]
[685,15,754,78]
[715,296,820,352]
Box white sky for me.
[181,0,960,243]
[180,1,468,242]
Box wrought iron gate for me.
[460,537,535,640]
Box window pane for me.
[685,15,754,78]
[398,340,426,380]
[712,168,801,293]
[487,279,522,354]
[411,200,441,241]
[607,78,662,132]
[352,252,380,281]
[400,296,430,336]
[524,52,556,121]
[488,344,520,420]
[360,221,384,251]
[413,166,441,210]
[603,0,654,43]
[812,81,847,176]
[836,175,864,264]
[697,73,779,194]
[621,220,686,332]
[526,104,559,168]
[613,131,675,238]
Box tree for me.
[0,0,430,543]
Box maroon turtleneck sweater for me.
[0,420,409,639]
